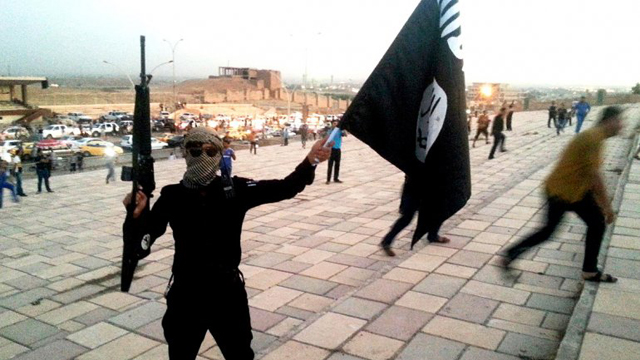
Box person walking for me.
[283,127,289,146]
[122,128,332,360]
[247,131,258,155]
[220,137,236,178]
[0,160,19,208]
[326,120,346,184]
[11,150,26,196]
[380,176,450,256]
[556,103,569,135]
[106,154,117,184]
[548,101,557,128]
[488,107,507,160]
[502,106,624,283]
[76,152,84,172]
[506,101,515,131]
[299,122,309,149]
[574,96,591,133]
[472,110,491,147]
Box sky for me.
[1,0,639,88]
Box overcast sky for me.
[1,0,639,87]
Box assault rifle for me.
[121,35,156,292]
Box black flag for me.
[341,0,470,247]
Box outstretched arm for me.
[241,139,332,209]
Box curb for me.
[555,132,640,360]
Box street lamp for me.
[272,72,297,118]
[149,60,173,78]
[163,38,183,115]
[103,60,135,89]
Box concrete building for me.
[0,77,51,125]
[466,82,525,107]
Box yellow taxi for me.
[9,142,35,160]
[79,140,124,157]
[157,133,174,143]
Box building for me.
[0,77,51,125]
[212,67,282,98]
[466,82,525,107]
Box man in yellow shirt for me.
[502,106,624,283]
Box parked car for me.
[36,138,67,150]
[91,122,119,137]
[43,124,77,139]
[70,137,100,149]
[166,135,184,148]
[2,126,29,139]
[160,111,171,119]
[59,135,83,149]
[79,140,123,157]
[157,133,174,143]
[0,140,22,153]
[67,112,92,123]
[118,120,134,134]
[120,135,168,151]
[180,112,198,121]
[151,137,169,150]
[9,142,34,160]
[120,135,133,150]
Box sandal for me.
[583,271,618,283]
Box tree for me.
[632,83,640,95]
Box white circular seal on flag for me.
[439,0,463,60]
[141,234,151,250]
[415,79,447,163]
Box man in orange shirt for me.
[502,106,624,282]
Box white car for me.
[180,112,197,121]
[160,111,171,119]
[0,140,22,153]
[2,126,29,139]
[91,123,119,137]
[70,137,100,149]
[121,135,168,151]
[67,112,92,122]
[151,137,169,150]
[43,124,78,139]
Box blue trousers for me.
[576,114,587,133]
[0,173,18,208]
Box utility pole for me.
[163,38,184,120]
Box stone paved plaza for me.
[0,107,638,360]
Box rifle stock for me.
[121,35,156,292]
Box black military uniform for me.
[488,113,506,159]
[124,159,316,360]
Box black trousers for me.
[381,208,442,247]
[162,274,254,360]
[506,116,513,131]
[548,115,557,127]
[506,192,605,272]
[488,133,506,158]
[473,128,489,143]
[36,169,52,192]
[327,148,341,182]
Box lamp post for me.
[149,60,173,77]
[163,38,183,117]
[272,72,298,118]
[103,60,135,89]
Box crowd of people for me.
[1,98,637,359]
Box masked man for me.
[123,128,332,360]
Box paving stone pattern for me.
[0,107,637,359]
